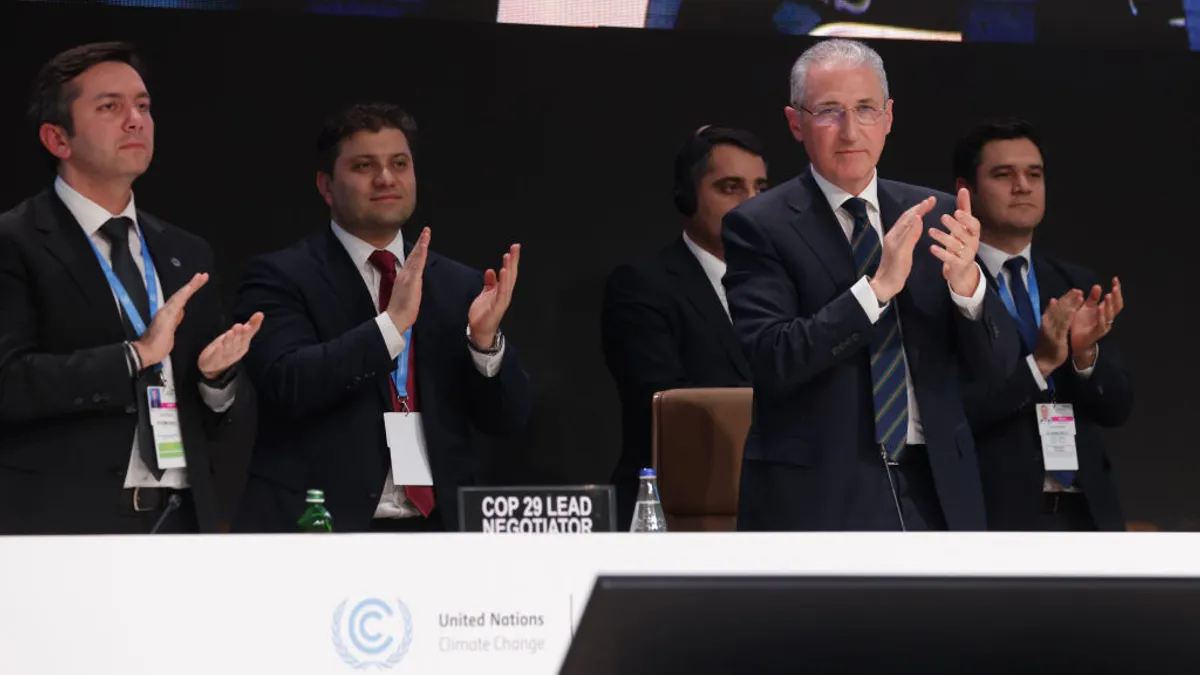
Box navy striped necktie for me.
[843,198,909,462]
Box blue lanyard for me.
[394,327,412,399]
[85,222,159,336]
[995,259,1041,332]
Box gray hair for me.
[789,39,890,107]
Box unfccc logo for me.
[331,598,413,669]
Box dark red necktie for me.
[368,250,435,517]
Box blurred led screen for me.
[22,0,1200,49]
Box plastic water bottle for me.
[297,489,333,533]
[630,468,668,532]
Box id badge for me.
[147,386,187,470]
[1036,403,1078,472]
[383,412,433,485]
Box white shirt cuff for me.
[376,313,407,360]
[198,380,237,413]
[851,276,887,324]
[1072,343,1098,378]
[470,342,505,378]
[1024,354,1049,392]
[949,262,986,321]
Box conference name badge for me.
[1036,402,1078,472]
[147,386,187,470]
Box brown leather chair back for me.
[650,387,753,531]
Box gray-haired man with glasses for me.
[721,38,1019,532]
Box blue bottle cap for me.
[639,468,657,478]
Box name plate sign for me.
[458,485,617,533]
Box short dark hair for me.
[28,41,146,135]
[317,102,419,176]
[672,126,766,216]
[952,117,1047,186]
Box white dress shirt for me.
[54,177,236,490]
[329,222,506,519]
[976,242,1094,493]
[681,231,730,319]
[810,167,986,445]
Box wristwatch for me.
[465,326,504,355]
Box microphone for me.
[150,494,183,534]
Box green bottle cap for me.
[306,489,325,503]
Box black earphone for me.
[672,125,717,217]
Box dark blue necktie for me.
[843,198,908,463]
[1002,257,1074,487]
[1003,257,1039,352]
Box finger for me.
[503,244,520,294]
[1101,296,1116,328]
[927,226,962,253]
[483,268,498,289]
[406,227,432,276]
[167,272,209,310]
[246,311,265,333]
[957,187,972,216]
[939,213,966,240]
[911,196,937,219]
[1085,284,1102,307]
[1110,277,1124,315]
[929,244,957,266]
[496,266,511,304]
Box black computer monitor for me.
[560,575,1200,675]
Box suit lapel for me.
[785,170,856,288]
[1033,253,1066,314]
[662,238,750,380]
[33,189,127,342]
[313,227,395,410]
[137,212,189,303]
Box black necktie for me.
[98,217,164,480]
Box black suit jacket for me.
[0,188,229,534]
[722,170,1018,531]
[601,237,752,526]
[963,253,1133,530]
[231,227,534,533]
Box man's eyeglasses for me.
[799,105,886,127]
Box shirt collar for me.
[977,241,1033,281]
[810,164,880,216]
[329,220,406,270]
[681,231,726,279]
[54,175,139,238]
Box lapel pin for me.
[170,257,182,268]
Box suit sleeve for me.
[1060,338,1133,427]
[600,264,694,409]
[464,330,533,438]
[954,285,1021,385]
[0,233,135,425]
[960,352,1043,432]
[234,256,396,420]
[721,207,873,397]
[1057,267,1133,428]
[462,267,532,437]
[186,238,239,438]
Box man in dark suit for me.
[601,126,767,527]
[233,102,533,533]
[723,38,1018,531]
[954,118,1132,531]
[0,42,261,534]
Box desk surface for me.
[1,532,1197,674]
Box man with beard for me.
[232,102,533,533]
